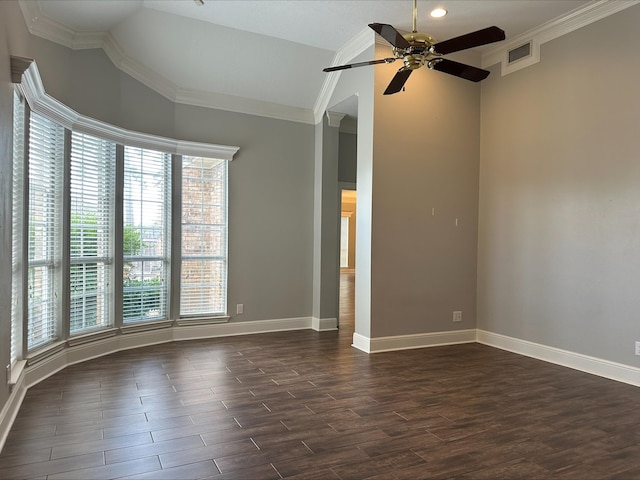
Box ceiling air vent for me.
[508,42,531,64]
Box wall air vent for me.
[501,39,540,76]
[508,42,532,64]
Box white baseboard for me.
[352,332,371,353]
[174,317,313,340]
[0,373,27,457]
[311,317,338,332]
[352,329,476,354]
[476,329,640,387]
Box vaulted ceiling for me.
[19,0,618,123]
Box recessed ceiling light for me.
[430,8,448,18]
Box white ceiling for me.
[21,0,600,122]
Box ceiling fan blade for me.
[323,57,396,73]
[432,26,505,55]
[369,23,411,49]
[429,58,490,82]
[384,68,412,95]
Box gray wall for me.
[175,105,315,323]
[478,5,640,366]
[370,48,481,338]
[312,117,341,321]
[338,132,357,184]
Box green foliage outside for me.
[70,216,161,329]
[123,223,144,256]
[70,213,98,331]
[122,224,161,320]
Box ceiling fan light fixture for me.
[430,8,448,18]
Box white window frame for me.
[122,146,172,324]
[69,132,116,334]
[179,156,228,318]
[26,111,65,351]
[11,90,27,368]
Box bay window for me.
[11,70,236,359]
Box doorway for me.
[339,188,356,330]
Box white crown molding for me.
[482,0,640,69]
[17,0,316,124]
[175,88,315,124]
[19,0,71,47]
[313,27,374,124]
[101,32,180,101]
[19,0,108,50]
[14,57,240,160]
[325,111,346,128]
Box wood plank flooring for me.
[2,273,640,479]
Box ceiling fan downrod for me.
[412,0,418,33]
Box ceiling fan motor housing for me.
[393,32,439,70]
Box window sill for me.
[8,360,27,388]
[120,319,174,335]
[67,328,118,347]
[26,340,66,367]
[176,316,230,327]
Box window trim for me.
[11,90,28,368]
[15,58,239,161]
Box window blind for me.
[11,92,25,364]
[122,146,171,322]
[180,156,227,316]
[69,132,116,334]
[27,111,64,350]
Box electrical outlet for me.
[635,341,640,356]
[453,311,462,323]
[236,304,244,315]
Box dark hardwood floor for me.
[2,272,640,479]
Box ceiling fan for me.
[323,0,505,94]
